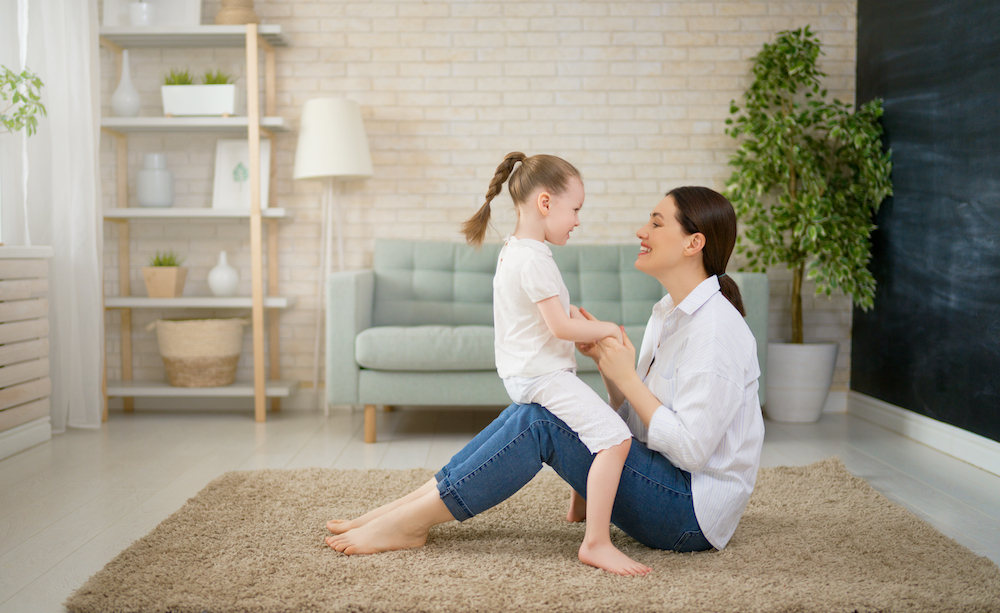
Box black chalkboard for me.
[852,0,1000,442]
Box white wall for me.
[100,0,858,397]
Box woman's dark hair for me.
[667,186,746,317]
[462,152,581,246]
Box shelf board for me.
[99,25,289,48]
[106,379,298,398]
[101,116,287,133]
[104,208,291,219]
[105,296,297,309]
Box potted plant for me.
[1,65,46,243]
[160,68,235,117]
[725,26,893,422]
[142,250,187,298]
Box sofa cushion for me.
[355,324,648,374]
[356,325,496,371]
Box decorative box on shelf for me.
[0,246,54,461]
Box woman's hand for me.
[574,307,603,363]
[594,327,638,387]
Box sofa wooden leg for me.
[364,404,377,443]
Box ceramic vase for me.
[137,153,173,207]
[129,2,155,26]
[208,251,239,297]
[111,49,141,117]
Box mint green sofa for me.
[327,239,768,442]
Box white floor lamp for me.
[293,98,373,414]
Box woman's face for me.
[635,195,694,277]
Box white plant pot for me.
[161,84,236,117]
[765,342,839,423]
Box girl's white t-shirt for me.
[493,236,576,379]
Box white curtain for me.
[0,0,104,432]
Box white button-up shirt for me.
[617,275,764,549]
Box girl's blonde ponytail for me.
[462,152,526,246]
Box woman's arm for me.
[593,331,662,428]
[576,336,628,410]
[537,296,622,344]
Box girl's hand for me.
[569,304,584,320]
[595,327,637,386]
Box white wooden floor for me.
[2,407,999,612]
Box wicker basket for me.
[146,318,248,387]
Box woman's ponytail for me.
[718,274,746,317]
[462,152,526,246]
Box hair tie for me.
[718,273,727,279]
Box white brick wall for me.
[101,0,859,397]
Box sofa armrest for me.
[730,272,769,407]
[326,269,375,405]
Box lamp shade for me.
[293,98,374,180]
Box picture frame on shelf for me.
[103,0,202,26]
[212,139,271,211]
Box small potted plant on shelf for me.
[725,26,892,423]
[142,250,187,298]
[160,68,235,117]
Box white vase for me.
[136,153,173,207]
[111,49,141,117]
[765,342,839,423]
[129,2,155,26]
[208,251,239,297]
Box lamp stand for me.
[312,178,345,414]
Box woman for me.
[326,186,765,575]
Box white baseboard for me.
[0,417,52,461]
[848,391,1000,477]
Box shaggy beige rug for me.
[65,458,1000,613]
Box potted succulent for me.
[142,250,187,298]
[725,27,893,422]
[161,68,235,117]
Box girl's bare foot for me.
[327,478,437,535]
[578,540,652,576]
[566,488,587,523]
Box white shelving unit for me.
[100,25,293,422]
[101,116,288,133]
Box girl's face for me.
[635,195,697,276]
[542,176,584,246]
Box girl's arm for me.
[536,295,622,344]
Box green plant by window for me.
[1,65,46,136]
[163,69,194,86]
[149,250,184,267]
[725,26,893,343]
[202,70,232,85]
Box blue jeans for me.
[435,403,713,553]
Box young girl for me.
[462,151,650,576]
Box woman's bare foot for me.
[578,540,652,576]
[566,488,587,523]
[327,478,437,535]
[326,508,429,555]
[326,488,455,555]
